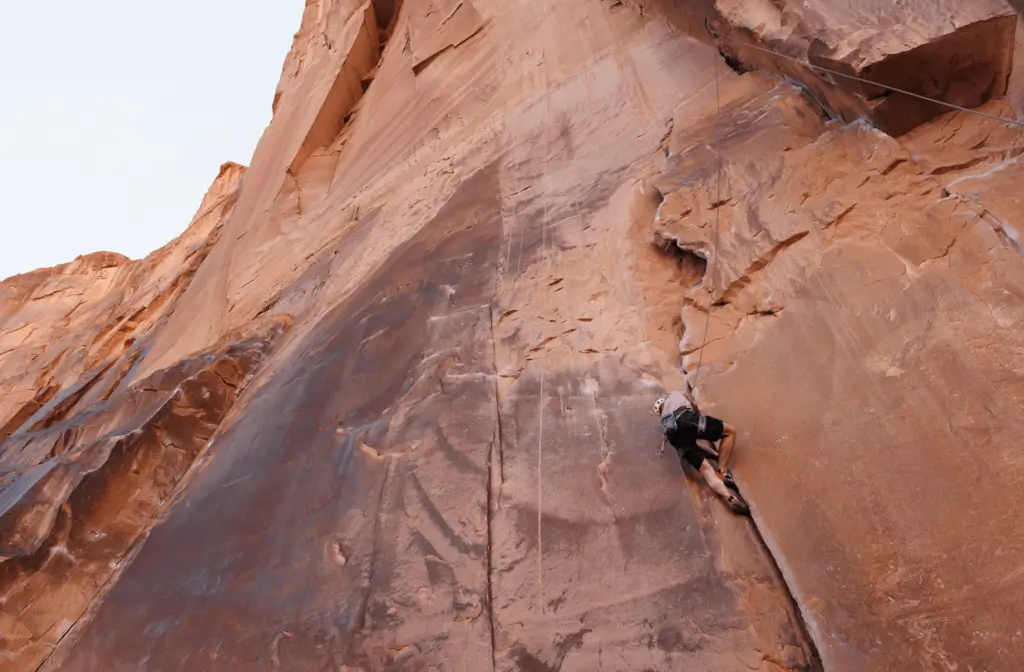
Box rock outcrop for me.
[652,0,1017,136]
[2,0,1023,671]
[651,60,1024,668]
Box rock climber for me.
[655,390,749,515]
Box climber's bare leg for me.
[700,458,748,514]
[716,422,737,474]
[699,459,732,500]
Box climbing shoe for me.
[726,495,749,516]
[719,471,738,492]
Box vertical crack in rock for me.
[485,305,501,672]
[744,506,824,671]
[643,194,823,671]
[359,455,393,632]
[5,0,1024,670]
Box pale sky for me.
[0,1,299,281]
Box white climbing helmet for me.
[653,397,667,416]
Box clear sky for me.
[0,1,299,281]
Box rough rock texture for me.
[3,0,1024,671]
[0,162,245,440]
[0,162,296,671]
[653,0,1018,135]
[650,60,1024,670]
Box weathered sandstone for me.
[3,1,1024,670]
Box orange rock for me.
[3,1,1024,671]
[655,0,1018,135]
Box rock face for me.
[2,0,1023,671]
[696,0,1017,136]
[651,62,1024,669]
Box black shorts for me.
[699,415,725,443]
[666,411,725,470]
[677,445,709,470]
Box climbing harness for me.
[661,406,706,439]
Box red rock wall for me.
[2,1,1023,670]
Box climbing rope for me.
[692,38,722,388]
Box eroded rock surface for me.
[3,0,1024,671]
[0,161,298,669]
[650,51,1024,669]
[650,0,1017,135]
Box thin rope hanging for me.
[714,32,1024,128]
[692,34,723,388]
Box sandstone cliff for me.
[2,1,1023,670]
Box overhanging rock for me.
[664,0,1018,135]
